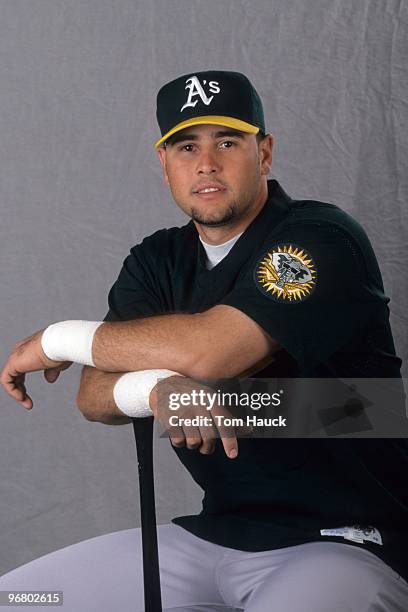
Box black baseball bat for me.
[132,415,163,612]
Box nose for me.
[196,148,221,175]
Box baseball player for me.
[1,70,408,611]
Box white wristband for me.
[113,369,182,418]
[41,320,103,366]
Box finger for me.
[15,370,34,409]
[209,405,239,458]
[1,367,25,403]
[44,368,60,383]
[2,373,33,409]
[215,421,239,458]
[156,408,189,448]
[10,374,32,408]
[44,361,72,383]
[0,360,17,387]
[198,420,218,454]
[183,425,202,450]
[222,439,238,458]
[199,438,216,454]
[167,425,186,448]
[20,394,33,410]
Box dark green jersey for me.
[104,179,407,580]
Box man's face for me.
[157,124,273,227]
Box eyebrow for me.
[166,129,246,146]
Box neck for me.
[194,180,269,245]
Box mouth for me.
[192,183,227,198]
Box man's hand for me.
[150,376,252,459]
[0,329,72,409]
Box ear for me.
[156,147,170,186]
[259,134,273,176]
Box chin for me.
[191,208,235,227]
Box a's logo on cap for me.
[254,244,317,303]
[180,76,221,112]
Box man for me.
[1,71,408,611]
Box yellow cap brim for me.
[155,115,260,148]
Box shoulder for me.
[128,222,195,265]
[285,197,362,232]
[263,197,380,273]
[251,195,385,299]
[133,222,193,252]
[283,198,374,250]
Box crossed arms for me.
[77,304,278,424]
[1,304,278,425]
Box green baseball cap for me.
[155,70,265,148]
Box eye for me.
[179,143,196,152]
[219,140,236,149]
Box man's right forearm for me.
[76,366,133,425]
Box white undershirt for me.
[200,232,243,270]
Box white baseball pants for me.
[1,523,407,611]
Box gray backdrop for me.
[1,0,407,576]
